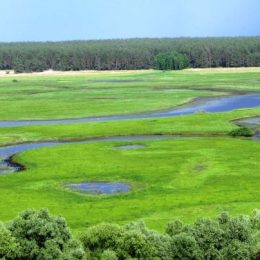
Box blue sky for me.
[1,0,259,42]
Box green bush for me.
[1,209,259,259]
[101,249,118,260]
[170,233,202,259]
[80,222,156,259]
[190,218,225,255]
[80,223,122,259]
[80,211,260,259]
[116,229,153,259]
[154,51,189,70]
[7,209,84,260]
[228,127,254,137]
[124,221,172,260]
[0,224,20,259]
[166,212,259,260]
[221,240,252,260]
[166,220,185,236]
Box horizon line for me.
[1,35,260,44]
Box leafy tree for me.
[116,229,154,259]
[191,218,224,250]
[166,211,259,260]
[80,223,123,259]
[79,210,260,259]
[124,221,171,260]
[7,209,84,260]
[0,224,20,259]
[220,240,252,260]
[222,215,252,243]
[189,218,225,259]
[101,249,118,260]
[81,221,169,259]
[154,51,189,70]
[166,220,185,236]
[170,233,202,259]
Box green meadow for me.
[1,68,260,120]
[0,68,260,233]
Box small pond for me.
[66,182,130,194]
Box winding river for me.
[0,93,260,127]
[0,93,260,179]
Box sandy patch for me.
[0,69,151,78]
[0,67,259,77]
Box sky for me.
[0,0,259,42]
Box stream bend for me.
[0,93,260,175]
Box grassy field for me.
[0,68,260,233]
[1,137,260,233]
[1,108,260,146]
[1,68,260,120]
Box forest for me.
[0,37,260,72]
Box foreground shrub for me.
[190,218,225,257]
[7,209,84,260]
[166,220,185,237]
[228,127,253,137]
[0,224,20,259]
[80,223,122,258]
[116,229,153,259]
[221,240,252,260]
[80,211,260,259]
[80,222,157,259]
[1,209,259,259]
[124,221,172,259]
[171,233,202,259]
[101,249,118,260]
[167,212,259,260]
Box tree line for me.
[1,208,259,259]
[0,37,260,72]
